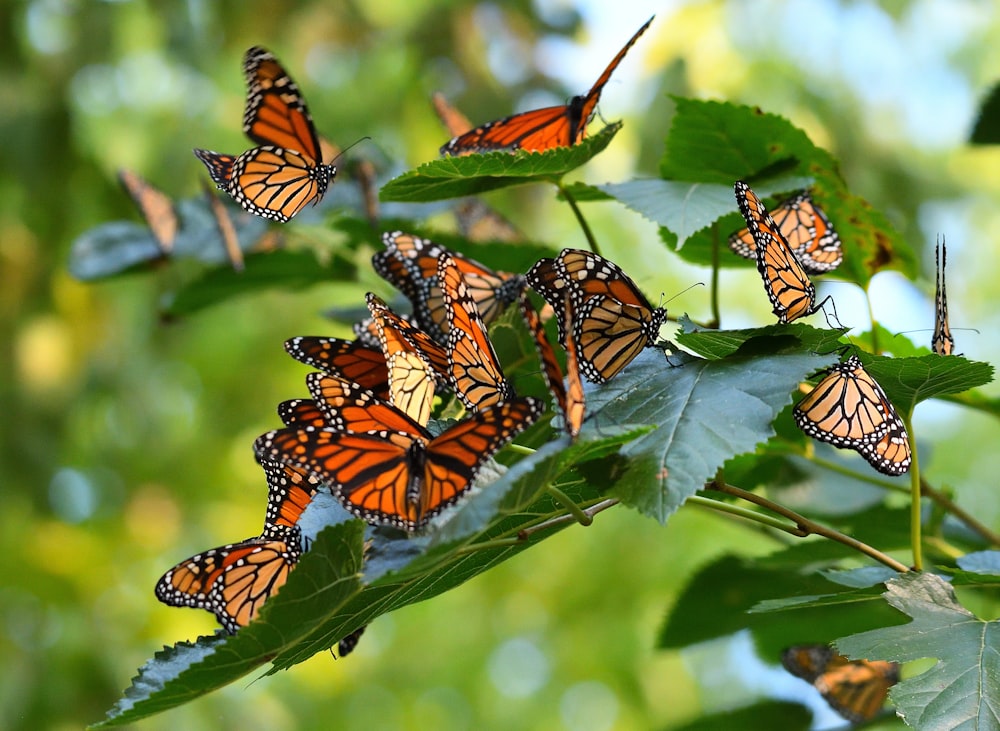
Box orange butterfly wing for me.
[242,46,322,162]
[561,294,586,439]
[261,459,322,533]
[306,372,428,435]
[284,336,391,400]
[254,398,542,530]
[793,355,911,476]
[439,252,514,411]
[155,530,300,633]
[277,398,329,429]
[519,293,567,415]
[118,169,178,253]
[781,645,900,723]
[729,191,842,274]
[526,249,665,383]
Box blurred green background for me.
[3,0,1000,729]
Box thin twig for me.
[709,224,721,329]
[706,481,910,573]
[546,485,594,526]
[517,498,619,540]
[904,412,923,571]
[559,183,601,256]
[920,479,1000,546]
[687,495,807,535]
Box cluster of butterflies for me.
[154,20,957,676]
[781,644,900,724]
[155,230,669,640]
[733,181,956,477]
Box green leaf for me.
[669,701,813,731]
[958,551,1000,575]
[161,249,357,317]
[69,198,274,280]
[661,98,834,184]
[378,123,621,202]
[584,348,835,522]
[858,353,995,413]
[971,82,1000,144]
[673,318,847,361]
[836,572,1000,731]
[658,97,915,284]
[658,554,906,661]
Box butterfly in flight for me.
[526,249,666,383]
[519,293,583,438]
[118,169,178,253]
[734,181,833,324]
[255,394,542,531]
[441,16,654,155]
[781,644,900,724]
[194,47,335,222]
[728,190,842,274]
[932,236,954,356]
[373,231,525,343]
[793,355,911,476]
[154,460,321,633]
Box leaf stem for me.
[546,485,594,526]
[709,224,721,329]
[904,411,922,570]
[559,183,601,256]
[799,449,1000,547]
[517,498,619,540]
[687,495,806,535]
[506,443,536,456]
[706,481,910,573]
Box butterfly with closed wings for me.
[729,189,842,274]
[793,355,911,476]
[527,249,666,383]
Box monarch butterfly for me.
[363,295,453,384]
[932,237,954,356]
[118,169,178,253]
[201,181,246,271]
[374,231,525,343]
[154,460,319,633]
[734,181,829,324]
[526,249,666,383]
[284,336,392,401]
[793,355,911,476]
[254,396,543,531]
[781,645,900,724]
[519,293,584,438]
[728,190,843,274]
[367,293,438,425]
[440,16,654,155]
[438,252,514,411]
[194,47,335,222]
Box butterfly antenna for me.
[330,136,373,165]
